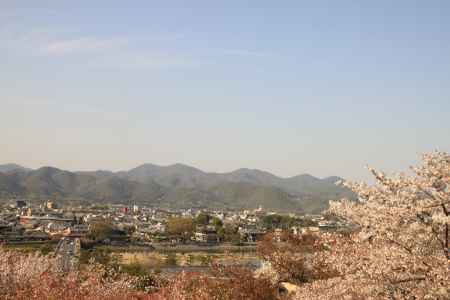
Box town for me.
[0,199,350,248]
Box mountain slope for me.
[0,173,25,197]
[23,167,82,197]
[0,164,30,173]
[207,182,301,211]
[219,168,282,186]
[0,163,356,213]
[121,163,216,188]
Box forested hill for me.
[0,163,356,213]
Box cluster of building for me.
[0,200,89,243]
[0,200,350,246]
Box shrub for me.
[0,247,150,300]
[257,231,338,285]
[155,266,278,300]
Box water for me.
[120,250,262,274]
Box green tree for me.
[217,227,225,241]
[198,254,213,266]
[223,223,239,242]
[165,253,177,266]
[195,212,210,225]
[261,214,295,230]
[211,217,223,228]
[39,243,54,256]
[80,248,116,267]
[166,217,195,242]
[88,221,115,241]
[121,260,149,276]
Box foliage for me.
[220,223,241,243]
[0,246,275,299]
[155,266,277,300]
[38,243,54,256]
[257,231,337,285]
[212,217,223,228]
[195,212,210,225]
[229,233,243,245]
[166,217,195,242]
[261,214,298,230]
[217,227,225,241]
[197,254,213,266]
[88,221,116,242]
[134,273,168,294]
[79,247,119,268]
[165,253,177,266]
[0,247,150,300]
[121,260,149,277]
[292,151,450,299]
[90,204,110,210]
[121,224,136,235]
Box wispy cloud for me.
[220,48,271,57]
[88,52,199,70]
[38,33,199,68]
[42,37,127,55]
[1,26,262,69]
[0,27,196,68]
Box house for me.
[300,226,320,234]
[194,226,219,243]
[64,224,89,237]
[46,222,69,235]
[19,215,73,227]
[245,229,266,242]
[46,201,57,210]
[23,229,50,241]
[15,200,27,208]
[254,205,266,217]
[151,222,166,233]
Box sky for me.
[1,1,449,181]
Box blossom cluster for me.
[0,248,148,300]
[294,151,450,299]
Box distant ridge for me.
[0,164,30,173]
[0,163,356,213]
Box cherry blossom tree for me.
[294,151,449,299]
[0,247,152,300]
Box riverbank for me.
[97,242,257,254]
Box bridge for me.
[54,237,81,272]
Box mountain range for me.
[0,163,356,214]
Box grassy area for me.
[3,240,59,255]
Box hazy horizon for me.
[2,1,449,181]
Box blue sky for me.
[1,1,449,181]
